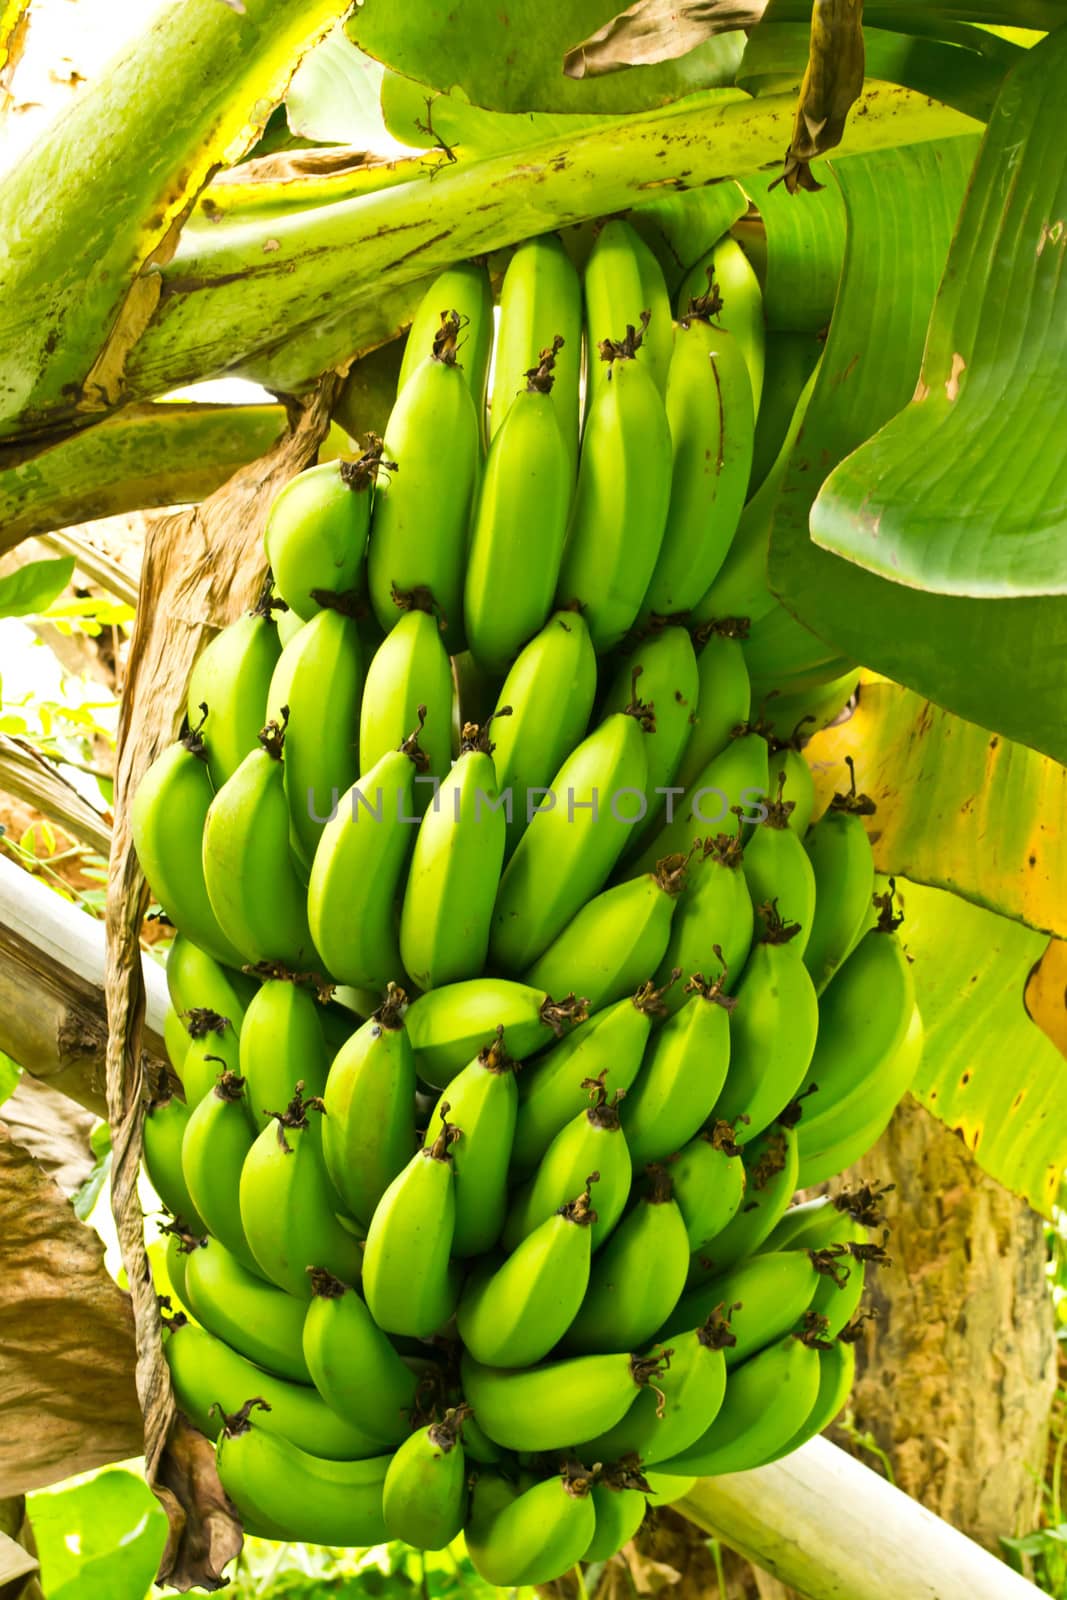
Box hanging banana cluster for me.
[132,219,923,1580]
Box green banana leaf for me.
[898,878,1067,1217]
[810,24,1067,599]
[738,165,846,332]
[285,23,403,149]
[766,138,1067,766]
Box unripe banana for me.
[644,1468,696,1504]
[773,741,816,837]
[580,1310,730,1466]
[554,320,672,651]
[186,597,281,789]
[741,773,817,955]
[265,604,364,868]
[181,1070,261,1274]
[163,1005,191,1081]
[690,1121,799,1274]
[400,718,510,991]
[584,1473,647,1562]
[461,1348,670,1454]
[491,706,652,973]
[802,760,877,993]
[504,1073,632,1252]
[491,609,598,858]
[275,605,304,648]
[368,310,480,652]
[670,1122,746,1251]
[238,977,330,1134]
[630,727,770,878]
[711,902,819,1143]
[810,1244,868,1341]
[656,1335,821,1476]
[142,1086,207,1235]
[132,723,244,966]
[512,981,670,1176]
[215,1404,390,1544]
[466,341,573,675]
[674,623,752,793]
[678,237,765,411]
[383,1407,470,1551]
[661,1250,819,1368]
[796,1004,923,1188]
[162,1225,200,1309]
[202,719,315,969]
[604,628,699,852]
[762,1336,856,1464]
[178,1009,240,1106]
[459,1411,506,1466]
[421,1029,518,1256]
[564,1165,689,1354]
[359,606,454,793]
[654,827,754,1014]
[398,259,494,421]
[584,220,652,402]
[467,1467,597,1587]
[630,228,675,395]
[238,1087,364,1297]
[264,447,386,620]
[457,1179,598,1366]
[362,1109,462,1336]
[163,1317,382,1459]
[491,233,583,473]
[182,1235,310,1383]
[639,300,755,621]
[405,978,587,1092]
[762,1184,892,1255]
[165,935,256,1030]
[320,984,416,1225]
[623,970,733,1169]
[523,857,687,1019]
[308,720,427,990]
[302,1268,418,1444]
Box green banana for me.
[678,237,765,411]
[163,1317,383,1459]
[630,727,770,878]
[554,317,672,651]
[796,1004,923,1188]
[178,1009,240,1105]
[163,1225,200,1309]
[656,1335,821,1476]
[465,340,573,675]
[264,604,364,868]
[186,596,281,789]
[163,1005,190,1080]
[690,1121,799,1274]
[623,970,734,1169]
[490,704,652,973]
[182,1235,311,1383]
[264,447,385,620]
[398,259,494,421]
[711,902,819,1143]
[760,667,862,750]
[564,1165,689,1354]
[307,719,427,990]
[215,1404,390,1544]
[773,741,816,837]
[359,605,454,793]
[238,1087,364,1298]
[165,935,256,1030]
[674,623,752,793]
[456,1179,597,1366]
[422,1029,518,1256]
[809,1243,868,1341]
[761,1183,893,1255]
[321,984,416,1225]
[584,1472,647,1562]
[604,629,699,850]
[361,1110,462,1337]
[512,981,671,1176]
[461,1348,670,1453]
[670,1122,746,1251]
[762,1337,856,1464]
[741,773,817,955]
[275,605,304,648]
[661,1250,819,1367]
[382,1408,470,1551]
[405,978,587,1092]
[368,309,480,652]
[238,976,330,1134]
[132,721,244,966]
[491,234,583,474]
[630,226,675,395]
[400,719,509,991]
[580,1312,730,1468]
[743,603,854,701]
[181,1070,261,1273]
[505,1073,632,1252]
[654,827,754,1013]
[202,718,315,969]
[142,1086,207,1235]
[644,1468,696,1504]
[583,219,655,406]
[523,857,687,1019]
[803,760,877,993]
[302,1269,418,1444]
[491,609,598,858]
[466,1467,596,1587]
[639,299,755,622]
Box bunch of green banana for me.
[238,976,330,1133]
[186,592,281,789]
[630,725,770,877]
[398,260,494,421]
[362,1108,462,1337]
[580,1310,730,1467]
[466,1465,596,1587]
[491,234,582,472]
[181,1070,260,1273]
[803,758,878,993]
[461,1348,670,1453]
[405,977,587,1091]
[142,1083,207,1235]
[654,825,754,1011]
[504,1073,632,1252]
[320,984,415,1224]
[622,968,733,1168]
[670,1121,746,1251]
[165,935,257,1029]
[181,1236,310,1382]
[382,1407,470,1551]
[584,1468,648,1562]
[359,606,454,792]
[741,771,817,954]
[302,1269,418,1443]
[675,622,752,793]
[689,1121,800,1274]
[678,236,765,411]
[265,443,388,620]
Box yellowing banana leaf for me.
[896,878,1067,1216]
[811,24,1067,599]
[806,677,1067,938]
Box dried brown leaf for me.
[0,1076,96,1196]
[563,0,766,78]
[777,0,865,193]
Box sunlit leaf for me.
[0,556,73,619]
[285,24,403,150]
[739,162,845,331]
[28,1469,167,1600]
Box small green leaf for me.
[0,556,73,618]
[0,1051,21,1107]
[28,1468,168,1600]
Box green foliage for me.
[73,1121,113,1222]
[226,1536,528,1599]
[0,1049,20,1107]
[0,556,74,619]
[27,1468,168,1600]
